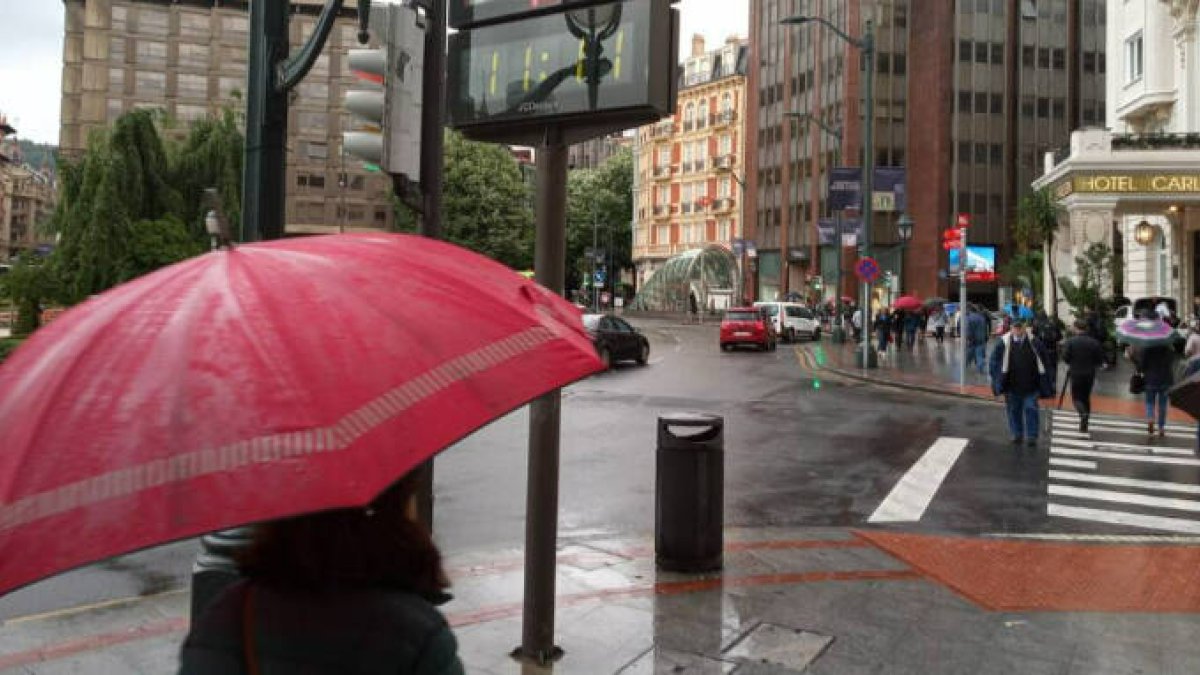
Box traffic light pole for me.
[516,128,567,666]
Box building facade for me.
[0,118,56,261]
[60,0,393,235]
[568,133,632,171]
[747,0,1106,308]
[1034,0,1200,318]
[632,35,748,297]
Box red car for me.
[720,307,777,352]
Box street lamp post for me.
[897,212,914,291]
[782,14,874,368]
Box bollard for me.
[655,413,724,572]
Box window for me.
[682,143,692,169]
[106,98,124,122]
[136,8,168,36]
[1038,48,1050,69]
[990,43,1003,66]
[108,67,125,91]
[1052,49,1065,71]
[722,93,732,114]
[657,147,670,167]
[684,103,695,128]
[374,207,388,225]
[655,225,668,245]
[718,219,731,241]
[893,53,906,75]
[176,74,207,99]
[302,141,328,160]
[298,111,329,131]
[1083,51,1096,73]
[877,53,891,74]
[959,40,972,62]
[179,12,210,39]
[958,141,971,164]
[974,92,987,114]
[178,43,209,69]
[176,104,207,122]
[1052,99,1064,120]
[222,15,249,36]
[720,134,731,155]
[974,143,988,164]
[1022,45,1035,68]
[299,81,329,101]
[1037,97,1049,117]
[990,144,1002,165]
[991,93,1002,114]
[975,43,988,64]
[110,37,127,64]
[135,71,166,97]
[218,76,243,99]
[135,40,167,66]
[958,90,972,113]
[111,6,127,32]
[1022,96,1035,118]
[1126,32,1143,83]
[719,178,731,198]
[297,174,326,189]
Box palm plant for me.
[1014,188,1064,317]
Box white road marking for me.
[1051,446,1200,467]
[867,437,969,523]
[1051,437,1195,456]
[1049,457,1098,470]
[1051,422,1192,440]
[1047,503,1200,534]
[1050,469,1200,496]
[1052,413,1193,433]
[1049,484,1200,513]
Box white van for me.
[753,301,821,342]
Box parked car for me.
[582,314,649,369]
[753,301,821,342]
[720,307,777,352]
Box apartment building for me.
[632,35,748,293]
[59,0,393,235]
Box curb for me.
[818,361,1002,405]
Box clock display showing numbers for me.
[448,0,673,132]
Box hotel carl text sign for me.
[1056,174,1200,198]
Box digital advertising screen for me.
[948,245,997,282]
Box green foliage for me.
[0,255,58,336]
[16,139,56,171]
[442,130,533,269]
[1000,250,1044,304]
[169,107,244,241]
[565,147,633,291]
[1013,187,1062,253]
[1058,243,1116,319]
[390,195,419,234]
[0,338,25,364]
[122,217,206,278]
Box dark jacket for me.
[1132,344,1177,389]
[1062,334,1105,379]
[965,312,989,346]
[179,581,464,675]
[989,333,1055,398]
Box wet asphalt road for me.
[2,317,1188,621]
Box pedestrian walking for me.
[852,307,863,342]
[1034,311,1063,373]
[930,308,948,346]
[1128,341,1178,437]
[875,310,892,358]
[965,307,989,374]
[1181,320,1200,451]
[989,319,1055,446]
[179,470,465,674]
[903,312,920,349]
[1061,320,1106,433]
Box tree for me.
[1059,242,1117,333]
[440,131,533,269]
[565,148,633,295]
[169,107,244,241]
[1000,250,1044,307]
[0,254,59,336]
[1013,187,1064,316]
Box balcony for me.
[693,199,709,213]
[651,120,676,138]
[713,197,735,213]
[652,204,670,219]
[711,110,737,127]
[683,120,695,132]
[680,202,693,214]
[711,154,735,171]
[681,161,694,174]
[652,165,672,180]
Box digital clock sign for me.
[450,0,610,29]
[448,0,677,143]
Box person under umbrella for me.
[876,309,892,358]
[1061,319,1106,433]
[929,306,948,346]
[1127,338,1179,437]
[179,469,465,674]
[903,311,920,350]
[989,319,1055,447]
[1034,311,1063,374]
[965,306,989,375]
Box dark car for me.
[719,307,777,352]
[582,314,650,369]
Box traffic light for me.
[341,2,425,180]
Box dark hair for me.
[1074,320,1088,331]
[236,465,448,596]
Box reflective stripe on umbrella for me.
[1116,318,1176,348]
[0,233,604,596]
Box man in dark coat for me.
[990,319,1055,446]
[965,307,989,374]
[1061,319,1106,432]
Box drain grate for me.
[721,622,833,672]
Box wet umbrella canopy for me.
[1117,318,1176,348]
[0,233,604,596]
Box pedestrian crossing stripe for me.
[1047,503,1200,534]
[1050,446,1200,467]
[1051,423,1193,441]
[1051,412,1194,433]
[1051,437,1194,456]
[1049,457,1098,470]
[1049,469,1200,496]
[1049,484,1200,514]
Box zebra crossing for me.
[1047,410,1200,534]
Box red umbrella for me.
[0,233,602,596]
[893,295,922,311]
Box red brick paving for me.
[858,530,1200,612]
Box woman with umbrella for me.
[1121,318,1180,437]
[179,468,465,673]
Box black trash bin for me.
[656,413,724,572]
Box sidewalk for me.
[3,526,1200,673]
[816,336,1197,424]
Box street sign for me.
[731,238,744,257]
[594,269,606,285]
[854,257,881,284]
[448,0,678,144]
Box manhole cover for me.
[722,622,833,671]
